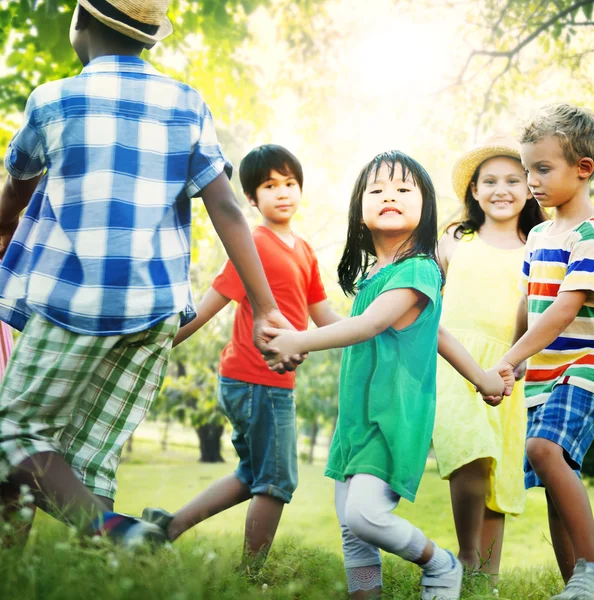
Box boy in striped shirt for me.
[496,104,594,599]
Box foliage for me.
[445,0,594,136]
[583,445,594,478]
[0,0,331,128]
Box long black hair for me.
[451,157,547,240]
[338,151,439,296]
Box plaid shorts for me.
[0,312,178,499]
[524,384,594,489]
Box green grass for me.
[2,431,591,599]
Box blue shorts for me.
[524,384,594,489]
[217,376,298,504]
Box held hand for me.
[476,367,505,407]
[0,217,19,258]
[513,360,527,381]
[263,327,305,370]
[253,310,305,373]
[497,361,516,396]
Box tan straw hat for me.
[451,134,522,202]
[77,0,173,45]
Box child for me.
[433,135,546,579]
[143,144,340,564]
[493,104,594,599]
[0,2,295,545]
[265,150,510,600]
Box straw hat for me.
[78,0,172,45]
[451,134,522,202]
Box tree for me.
[443,0,594,137]
[0,0,330,127]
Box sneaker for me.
[120,519,167,550]
[551,559,594,600]
[142,507,174,536]
[420,552,463,600]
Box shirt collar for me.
[81,55,163,77]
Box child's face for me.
[521,136,588,209]
[361,162,423,238]
[250,169,301,225]
[69,5,90,66]
[471,156,531,224]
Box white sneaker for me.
[551,559,594,600]
[420,552,463,600]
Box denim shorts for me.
[217,376,298,503]
[524,384,594,489]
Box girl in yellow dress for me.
[433,136,547,581]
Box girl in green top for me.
[265,151,511,599]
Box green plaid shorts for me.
[0,312,179,499]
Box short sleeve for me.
[380,257,441,306]
[185,99,233,198]
[559,226,594,302]
[212,259,246,303]
[307,254,327,305]
[4,92,46,180]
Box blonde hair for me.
[520,104,594,166]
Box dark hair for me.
[338,150,439,296]
[450,156,547,241]
[239,144,304,203]
[77,5,148,53]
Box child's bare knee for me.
[526,437,562,473]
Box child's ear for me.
[246,194,257,207]
[470,182,480,201]
[577,157,594,180]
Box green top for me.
[325,256,442,502]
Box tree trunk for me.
[126,434,133,455]
[308,419,318,464]
[161,416,170,452]
[196,423,225,463]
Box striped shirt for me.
[0,56,230,336]
[521,217,594,407]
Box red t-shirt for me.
[213,226,327,389]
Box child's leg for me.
[344,474,462,599]
[449,458,490,569]
[0,313,176,538]
[335,479,382,599]
[546,490,576,583]
[526,437,594,562]
[480,507,505,579]
[244,493,284,559]
[166,474,251,540]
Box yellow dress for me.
[433,232,527,515]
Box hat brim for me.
[451,145,522,203]
[78,0,173,45]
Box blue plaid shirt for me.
[0,56,231,335]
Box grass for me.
[2,424,591,599]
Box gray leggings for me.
[335,474,427,568]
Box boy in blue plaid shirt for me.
[0,0,297,546]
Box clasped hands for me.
[479,360,525,406]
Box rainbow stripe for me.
[521,218,594,407]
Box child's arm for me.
[509,293,529,379]
[172,287,231,348]
[308,300,342,327]
[200,173,299,366]
[266,287,422,357]
[0,174,43,257]
[438,326,511,401]
[499,290,587,370]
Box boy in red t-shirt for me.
[143,145,340,564]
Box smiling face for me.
[249,168,301,225]
[361,162,423,239]
[521,135,589,209]
[470,156,531,224]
